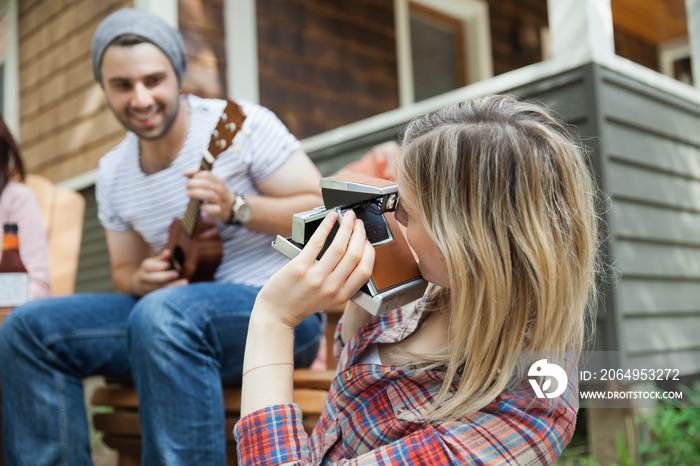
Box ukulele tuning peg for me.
[216,139,227,149]
[225,122,237,132]
[211,130,219,139]
[220,113,228,123]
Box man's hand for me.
[129,249,188,296]
[184,169,235,223]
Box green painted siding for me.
[74,186,115,294]
[598,67,700,375]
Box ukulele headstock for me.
[207,99,247,160]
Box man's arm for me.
[105,229,186,297]
[245,148,323,237]
[189,148,324,237]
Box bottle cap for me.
[3,224,18,234]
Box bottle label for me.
[0,273,29,307]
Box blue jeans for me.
[0,282,322,465]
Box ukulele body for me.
[166,218,223,282]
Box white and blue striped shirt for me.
[96,95,298,287]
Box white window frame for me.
[224,0,259,103]
[134,0,178,28]
[394,0,492,107]
[1,0,20,137]
[659,37,692,84]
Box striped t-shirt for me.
[96,95,298,287]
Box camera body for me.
[272,174,427,316]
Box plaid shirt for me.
[234,297,578,465]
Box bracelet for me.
[242,362,294,378]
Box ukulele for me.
[165,99,247,282]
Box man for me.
[0,8,324,465]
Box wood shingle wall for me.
[179,0,227,100]
[18,0,129,184]
[256,0,399,140]
[486,0,549,76]
[16,0,683,185]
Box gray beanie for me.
[91,8,187,85]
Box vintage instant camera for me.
[272,174,428,316]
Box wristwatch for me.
[229,195,252,225]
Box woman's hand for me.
[240,210,372,416]
[254,209,375,328]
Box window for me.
[611,0,691,86]
[394,0,491,106]
[409,3,466,101]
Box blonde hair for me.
[398,95,600,421]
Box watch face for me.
[236,202,252,223]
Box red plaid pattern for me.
[235,298,578,465]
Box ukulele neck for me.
[181,150,216,237]
[179,99,247,238]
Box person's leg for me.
[0,294,136,466]
[127,282,323,465]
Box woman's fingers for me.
[314,210,357,273]
[293,208,375,305]
[343,239,375,294]
[297,210,337,263]
[298,209,354,268]
[330,218,370,284]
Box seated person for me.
[0,8,324,465]
[234,95,600,465]
[0,113,50,301]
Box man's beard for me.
[116,99,180,141]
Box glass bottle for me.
[0,223,29,310]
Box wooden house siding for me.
[485,0,549,76]
[15,0,668,184]
[18,0,129,183]
[614,27,660,72]
[15,0,675,186]
[179,0,227,99]
[255,0,556,140]
[255,0,399,140]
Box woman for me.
[0,114,50,300]
[234,95,600,465]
